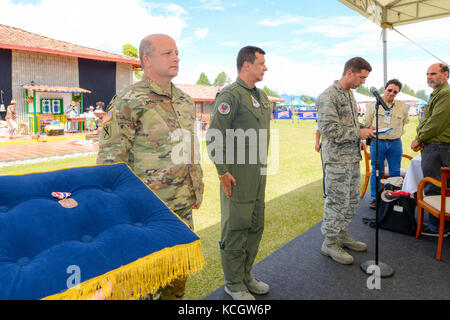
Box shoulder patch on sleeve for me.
[102,110,113,125]
[217,102,231,115]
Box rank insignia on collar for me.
[251,95,260,108]
[217,102,231,115]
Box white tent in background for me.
[395,91,423,115]
[352,91,375,114]
[395,92,421,103]
[352,90,423,115]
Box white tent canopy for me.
[352,91,421,103]
[352,90,423,114]
[353,91,376,102]
[339,1,450,83]
[338,0,450,28]
[395,91,422,102]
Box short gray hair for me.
[139,35,154,66]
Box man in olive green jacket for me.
[207,46,271,300]
[411,63,450,233]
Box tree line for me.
[121,44,280,98]
[196,72,280,98]
[124,43,430,102]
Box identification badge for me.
[251,95,260,108]
[384,112,392,124]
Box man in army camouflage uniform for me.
[207,46,271,300]
[97,34,204,299]
[317,57,375,265]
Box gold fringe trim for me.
[42,240,204,300]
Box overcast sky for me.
[1,0,450,97]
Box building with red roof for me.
[0,24,140,128]
[175,83,283,132]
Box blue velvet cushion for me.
[0,163,201,300]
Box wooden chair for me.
[415,167,450,261]
[360,141,413,198]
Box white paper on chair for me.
[373,127,392,134]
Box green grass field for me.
[0,118,421,299]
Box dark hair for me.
[385,78,402,90]
[342,57,372,76]
[237,46,266,72]
[439,63,449,74]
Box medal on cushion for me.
[52,192,78,209]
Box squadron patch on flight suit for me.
[251,95,260,108]
[217,102,231,115]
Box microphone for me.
[369,87,390,111]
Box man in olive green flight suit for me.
[207,46,271,300]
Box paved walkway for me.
[0,121,99,164]
[0,136,98,162]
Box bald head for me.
[139,34,171,66]
[427,63,449,89]
[139,34,179,86]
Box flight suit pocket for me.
[229,200,255,231]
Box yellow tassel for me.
[42,240,204,300]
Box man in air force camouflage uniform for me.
[97,34,204,299]
[317,57,375,265]
[207,46,271,300]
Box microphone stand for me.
[360,99,394,278]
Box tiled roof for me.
[176,84,222,102]
[176,83,284,103]
[0,24,140,67]
[22,85,91,93]
[268,96,284,103]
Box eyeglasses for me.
[387,89,399,94]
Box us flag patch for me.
[102,111,112,125]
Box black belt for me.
[377,138,400,142]
[423,142,450,146]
